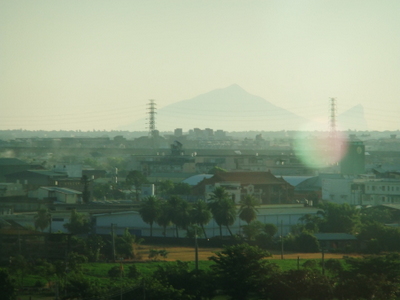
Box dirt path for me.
[136,245,359,261]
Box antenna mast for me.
[147,99,157,137]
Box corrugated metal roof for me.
[282,176,312,187]
[40,187,81,195]
[314,233,357,241]
[183,174,213,186]
[202,171,291,186]
[0,158,28,166]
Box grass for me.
[18,244,355,291]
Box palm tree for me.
[238,194,260,224]
[175,200,192,237]
[156,202,172,237]
[191,199,212,239]
[167,196,191,238]
[34,208,51,232]
[139,196,161,237]
[208,186,237,237]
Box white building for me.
[321,175,400,206]
[362,179,400,206]
[52,164,82,178]
[36,187,82,204]
[321,177,353,205]
[92,204,320,238]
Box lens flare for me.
[293,123,348,169]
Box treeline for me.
[292,202,400,254]
[3,244,400,300]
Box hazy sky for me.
[1,1,400,131]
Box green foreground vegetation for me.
[3,244,400,300]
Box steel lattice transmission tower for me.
[329,98,337,135]
[147,99,157,137]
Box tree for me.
[335,254,400,300]
[9,255,29,289]
[358,221,400,253]
[108,265,124,279]
[167,196,192,238]
[238,194,260,224]
[126,170,148,201]
[171,182,192,195]
[115,228,143,259]
[190,199,212,239]
[266,269,334,300]
[361,206,394,224]
[264,223,278,237]
[85,234,105,262]
[242,220,265,241]
[208,186,237,236]
[34,208,51,232]
[209,244,276,300]
[0,268,17,300]
[153,261,206,299]
[63,209,91,235]
[92,182,125,200]
[297,213,322,233]
[34,259,56,286]
[139,196,161,237]
[295,232,320,253]
[157,202,173,237]
[127,264,140,279]
[64,274,106,300]
[157,181,192,197]
[317,202,361,234]
[157,180,175,196]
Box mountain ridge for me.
[118,85,368,132]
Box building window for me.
[372,186,375,191]
[382,186,385,191]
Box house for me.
[193,171,294,204]
[0,183,25,197]
[4,170,68,190]
[0,158,32,181]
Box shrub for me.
[127,265,140,279]
[108,265,124,279]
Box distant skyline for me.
[1,1,400,131]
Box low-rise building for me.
[194,171,294,204]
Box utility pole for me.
[111,223,116,262]
[280,220,284,260]
[194,227,199,273]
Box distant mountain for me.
[119,84,308,132]
[338,104,368,131]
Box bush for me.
[302,259,318,269]
[127,265,140,279]
[295,232,320,253]
[254,232,275,249]
[108,265,124,279]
